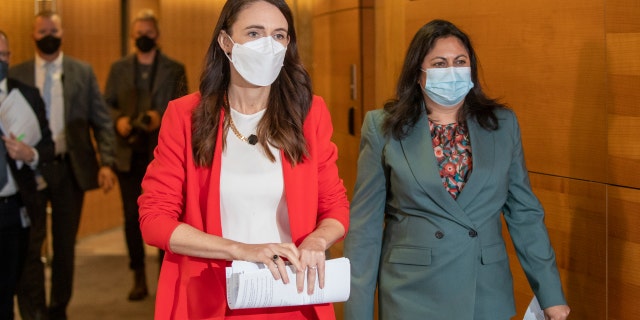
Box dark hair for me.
[191,0,312,167]
[383,19,505,139]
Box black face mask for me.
[0,61,8,81]
[135,36,156,53]
[36,35,62,55]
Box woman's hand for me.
[296,236,328,294]
[544,304,570,320]
[295,218,346,294]
[234,242,302,285]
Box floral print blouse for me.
[429,120,473,199]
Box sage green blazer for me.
[344,108,566,320]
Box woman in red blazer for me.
[138,1,349,319]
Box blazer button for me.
[435,231,444,239]
[468,229,478,238]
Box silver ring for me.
[309,265,317,270]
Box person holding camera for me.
[104,9,187,301]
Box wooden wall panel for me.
[313,0,359,16]
[311,7,362,200]
[159,0,225,94]
[58,0,121,90]
[606,29,640,189]
[403,0,607,184]
[608,186,640,320]
[0,2,36,66]
[372,0,404,112]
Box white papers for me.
[226,257,351,309]
[523,296,545,320]
[0,88,42,146]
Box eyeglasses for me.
[0,51,10,59]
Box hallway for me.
[16,226,158,319]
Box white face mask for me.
[226,35,287,86]
[422,66,474,107]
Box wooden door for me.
[311,1,374,318]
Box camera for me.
[127,113,151,146]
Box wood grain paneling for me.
[59,0,121,90]
[605,0,640,33]
[607,32,640,188]
[313,0,359,16]
[78,187,124,239]
[0,2,36,66]
[372,0,404,112]
[159,0,225,94]
[609,186,640,320]
[311,7,362,199]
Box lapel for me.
[62,58,73,122]
[400,111,495,228]
[204,109,225,236]
[400,112,473,227]
[21,62,36,86]
[151,53,167,95]
[124,55,136,91]
[455,116,495,210]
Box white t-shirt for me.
[220,108,292,244]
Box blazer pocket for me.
[481,243,508,265]
[388,246,432,266]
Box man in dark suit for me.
[0,30,54,320]
[10,11,117,320]
[104,8,187,301]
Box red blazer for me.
[139,93,350,320]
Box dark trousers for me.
[17,158,85,320]
[0,194,29,320]
[15,188,48,320]
[116,152,148,271]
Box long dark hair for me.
[191,0,312,166]
[383,19,505,139]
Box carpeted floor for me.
[16,227,158,319]
[68,255,158,319]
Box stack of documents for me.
[226,257,351,309]
[0,88,41,146]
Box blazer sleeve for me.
[312,97,349,231]
[138,98,189,251]
[343,110,388,320]
[501,112,567,309]
[84,64,116,167]
[104,61,123,121]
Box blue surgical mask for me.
[422,67,474,107]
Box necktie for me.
[43,62,53,119]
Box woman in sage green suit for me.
[344,20,570,320]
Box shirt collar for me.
[36,51,64,70]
